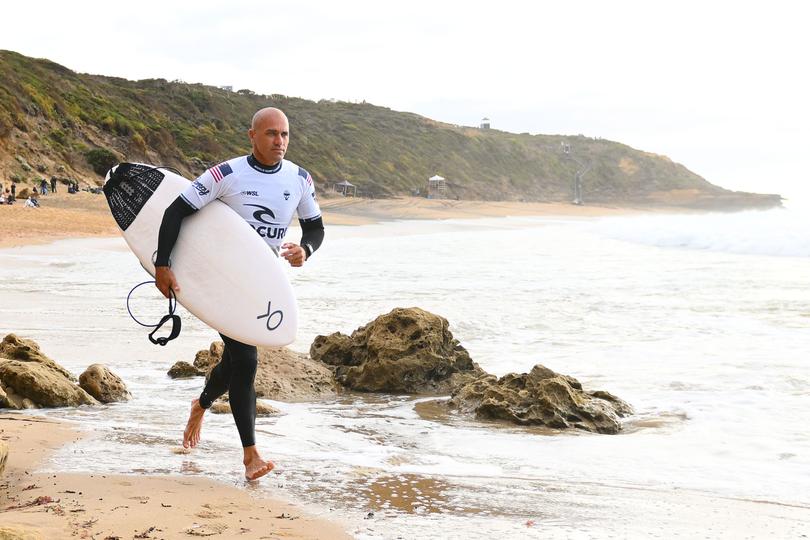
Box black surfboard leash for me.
[126,281,181,346]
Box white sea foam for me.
[588,208,810,257]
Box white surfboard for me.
[103,162,298,346]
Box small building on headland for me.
[480,117,490,130]
[427,175,447,199]
[333,180,357,196]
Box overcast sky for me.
[2,0,808,203]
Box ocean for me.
[1,208,809,538]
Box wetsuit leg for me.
[198,340,233,408]
[220,334,258,448]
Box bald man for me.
[154,107,324,481]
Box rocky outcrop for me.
[0,334,97,409]
[0,334,75,381]
[0,361,96,408]
[0,440,7,477]
[0,526,43,540]
[167,361,205,379]
[79,364,131,403]
[210,399,281,417]
[190,342,338,401]
[445,364,633,434]
[192,342,224,372]
[310,307,486,394]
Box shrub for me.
[84,147,118,176]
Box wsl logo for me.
[283,190,290,201]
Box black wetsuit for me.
[156,154,324,447]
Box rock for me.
[209,399,281,417]
[167,361,205,379]
[0,440,8,476]
[310,307,486,394]
[0,334,75,381]
[446,364,633,434]
[0,526,43,540]
[0,385,10,409]
[0,361,97,408]
[193,342,338,401]
[192,341,224,372]
[79,364,131,403]
[253,347,337,401]
[0,383,35,410]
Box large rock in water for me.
[0,360,97,408]
[209,399,281,417]
[0,334,75,381]
[79,364,131,403]
[446,364,633,434]
[167,361,205,379]
[190,341,338,401]
[310,307,486,394]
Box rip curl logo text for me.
[257,301,284,331]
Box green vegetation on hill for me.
[0,50,780,208]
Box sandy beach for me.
[0,414,350,539]
[0,190,649,249]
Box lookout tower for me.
[480,117,491,130]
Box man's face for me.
[249,111,289,165]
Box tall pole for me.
[561,141,590,205]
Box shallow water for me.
[1,209,809,538]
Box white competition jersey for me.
[180,155,321,252]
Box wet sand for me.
[0,414,350,539]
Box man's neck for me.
[248,154,282,174]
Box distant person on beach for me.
[25,196,39,208]
[40,178,48,195]
[154,107,324,481]
[10,183,16,199]
[50,176,57,193]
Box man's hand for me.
[155,266,180,298]
[280,242,307,267]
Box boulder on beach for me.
[310,307,486,394]
[0,334,98,409]
[0,526,43,540]
[192,341,224,372]
[0,334,75,381]
[79,364,131,403]
[209,399,281,417]
[167,361,205,379]
[0,440,8,477]
[445,364,634,434]
[0,360,97,408]
[188,342,338,401]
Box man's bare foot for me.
[243,446,275,481]
[183,399,205,448]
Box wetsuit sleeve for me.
[155,196,197,267]
[299,216,324,258]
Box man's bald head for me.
[251,107,288,130]
[248,107,290,166]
